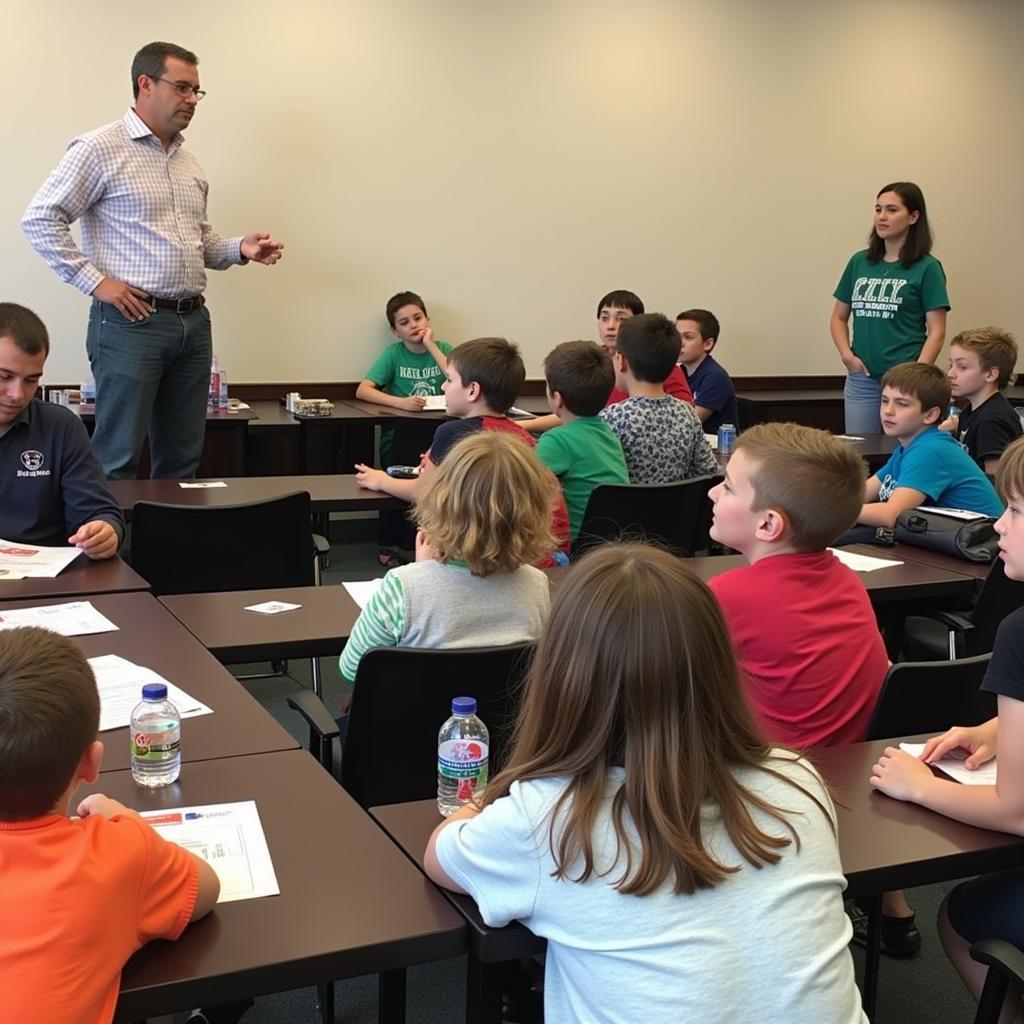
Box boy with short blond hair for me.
[600,313,716,483]
[943,326,1022,473]
[535,340,629,539]
[708,423,919,954]
[0,626,219,1024]
[676,308,739,433]
[860,362,1002,527]
[707,422,888,750]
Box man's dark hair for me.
[0,627,99,821]
[448,338,525,413]
[131,41,200,100]
[617,313,682,384]
[596,290,644,318]
[676,308,721,347]
[385,291,428,329]
[544,341,614,417]
[0,303,49,356]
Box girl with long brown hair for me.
[425,543,865,1023]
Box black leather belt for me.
[150,295,205,313]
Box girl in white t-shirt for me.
[426,542,866,1024]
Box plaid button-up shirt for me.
[22,109,243,299]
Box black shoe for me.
[850,906,922,958]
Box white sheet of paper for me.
[0,539,82,578]
[179,481,228,489]
[245,600,302,615]
[0,600,118,637]
[828,548,903,572]
[143,800,280,903]
[915,506,989,522]
[89,654,213,732]
[343,578,384,609]
[835,434,865,441]
[704,433,719,450]
[900,742,998,785]
[421,394,447,411]
[507,406,532,419]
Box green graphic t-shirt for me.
[363,340,453,462]
[833,251,950,377]
[364,340,453,398]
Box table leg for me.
[378,967,407,1024]
[862,892,883,1019]
[317,980,334,1024]
[466,956,504,1024]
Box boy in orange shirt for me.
[0,626,219,1024]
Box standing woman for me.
[831,182,950,434]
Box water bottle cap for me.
[142,683,168,701]
[452,696,477,715]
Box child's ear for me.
[755,508,787,544]
[78,740,104,785]
[704,337,717,353]
[923,405,942,425]
[985,366,1001,385]
[466,381,482,402]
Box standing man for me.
[22,41,283,480]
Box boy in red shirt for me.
[706,423,918,955]
[706,422,887,749]
[0,626,220,1024]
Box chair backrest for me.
[964,558,1024,656]
[342,644,535,808]
[572,474,722,559]
[866,653,996,740]
[130,491,314,595]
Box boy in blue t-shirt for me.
[859,362,1003,527]
[676,308,739,434]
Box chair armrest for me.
[312,534,330,556]
[970,939,1024,985]
[286,690,340,772]
[930,610,975,634]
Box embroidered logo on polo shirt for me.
[16,450,50,477]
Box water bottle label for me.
[131,729,181,762]
[438,739,489,800]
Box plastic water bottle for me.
[437,697,489,816]
[130,683,181,787]
[218,367,229,410]
[717,422,737,456]
[208,355,220,411]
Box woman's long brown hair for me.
[481,543,832,896]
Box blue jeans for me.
[86,301,212,480]
[843,372,882,434]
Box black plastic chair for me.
[289,644,532,1024]
[130,492,324,693]
[971,939,1024,1023]
[865,654,996,740]
[287,643,534,808]
[900,559,1024,661]
[571,474,722,560]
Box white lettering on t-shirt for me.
[850,275,907,322]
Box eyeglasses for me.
[154,77,207,100]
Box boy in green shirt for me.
[357,291,451,567]
[536,341,629,539]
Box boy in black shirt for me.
[943,326,1022,474]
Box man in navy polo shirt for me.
[0,303,123,557]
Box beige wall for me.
[6,0,1023,385]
